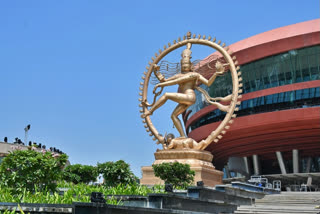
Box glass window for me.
[310,66,319,80]
[285,72,293,84]
[316,88,320,97]
[278,92,285,103]
[289,91,294,102]
[302,89,309,99]
[242,100,248,109]
[284,91,293,102]
[309,88,315,98]
[252,98,258,107]
[273,94,278,103]
[270,74,278,87]
[263,76,270,88]
[250,80,256,92]
[278,73,285,85]
[244,82,250,93]
[263,96,267,105]
[266,95,273,104]
[296,90,302,100]
[295,69,303,82]
[255,97,261,106]
[302,68,310,81]
[255,79,262,90]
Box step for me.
[235,212,319,214]
[235,205,319,214]
[238,205,317,210]
[256,201,319,205]
[235,209,319,213]
[235,211,319,214]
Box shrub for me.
[63,164,98,184]
[97,160,138,186]
[152,162,195,188]
[0,149,68,192]
[0,182,164,205]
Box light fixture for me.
[90,192,106,203]
[197,181,204,187]
[24,124,31,131]
[165,184,173,193]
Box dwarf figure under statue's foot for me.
[161,133,208,150]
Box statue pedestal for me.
[140,149,223,187]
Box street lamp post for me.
[24,124,31,145]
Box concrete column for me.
[306,157,312,173]
[252,154,260,175]
[224,165,231,178]
[276,151,287,174]
[307,176,312,186]
[292,149,299,173]
[243,156,251,175]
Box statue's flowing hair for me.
[151,54,229,85]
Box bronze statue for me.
[139,32,241,150]
[142,43,228,142]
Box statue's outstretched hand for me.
[215,61,226,75]
[216,70,225,76]
[153,64,166,82]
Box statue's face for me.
[181,48,192,72]
[181,62,192,72]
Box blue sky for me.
[0,0,319,177]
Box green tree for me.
[63,164,98,184]
[0,149,68,192]
[97,160,137,186]
[152,162,195,188]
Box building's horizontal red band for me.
[186,80,320,129]
[188,107,320,164]
[234,32,320,65]
[200,19,320,67]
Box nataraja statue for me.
[139,32,241,150]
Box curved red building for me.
[185,19,320,184]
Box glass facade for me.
[301,157,320,173]
[189,87,320,132]
[226,156,320,178]
[187,45,320,119]
[187,45,320,132]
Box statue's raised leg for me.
[142,92,193,118]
